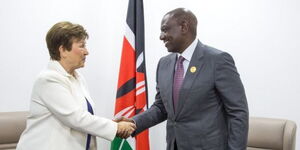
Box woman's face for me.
[63,39,89,70]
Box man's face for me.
[160,14,184,53]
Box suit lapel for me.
[164,54,177,116]
[175,41,204,117]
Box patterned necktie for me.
[173,56,185,111]
[86,98,94,150]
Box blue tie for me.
[86,98,94,150]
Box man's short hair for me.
[167,8,198,36]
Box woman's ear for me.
[59,45,66,59]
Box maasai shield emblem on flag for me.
[111,0,149,150]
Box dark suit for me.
[133,41,249,150]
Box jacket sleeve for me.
[35,72,117,141]
[132,58,168,136]
[214,52,249,150]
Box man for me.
[119,8,249,150]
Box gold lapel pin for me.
[190,66,197,73]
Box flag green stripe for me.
[111,137,133,150]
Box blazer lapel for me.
[175,41,204,117]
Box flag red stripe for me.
[117,37,135,89]
[115,90,135,115]
[136,130,150,150]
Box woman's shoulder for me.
[35,69,69,84]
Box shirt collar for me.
[177,38,198,62]
[47,60,78,78]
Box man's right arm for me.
[132,87,168,136]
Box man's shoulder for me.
[199,43,236,65]
[200,43,224,56]
[160,53,176,62]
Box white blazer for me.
[16,61,117,150]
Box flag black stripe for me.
[126,0,136,35]
[116,77,136,99]
[135,0,145,60]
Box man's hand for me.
[116,121,136,139]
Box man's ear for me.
[181,21,188,34]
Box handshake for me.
[114,116,136,139]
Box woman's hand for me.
[116,121,136,139]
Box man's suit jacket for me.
[133,41,249,150]
[16,61,117,150]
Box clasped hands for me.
[114,116,135,139]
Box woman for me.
[16,21,135,150]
